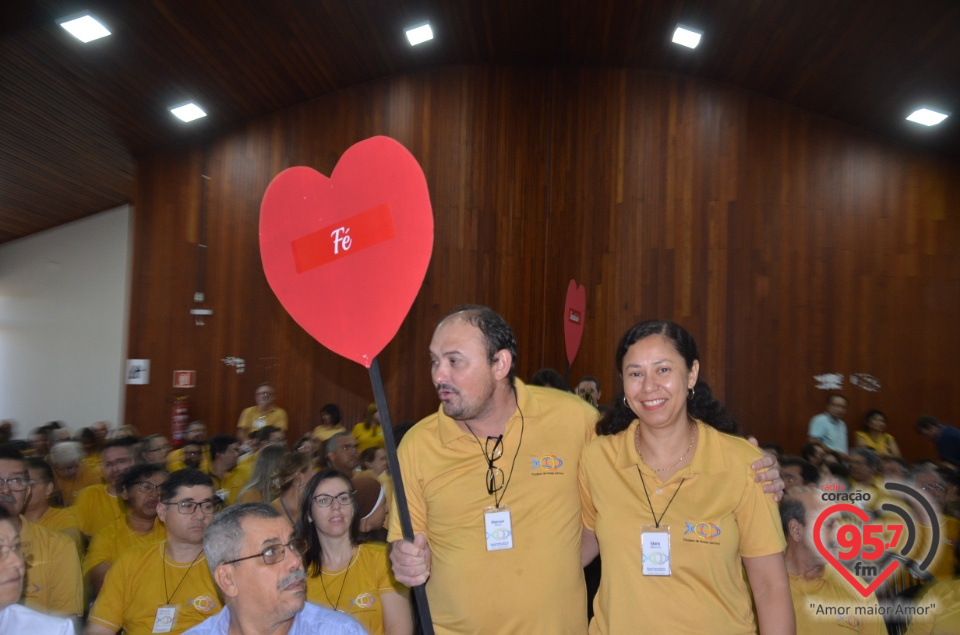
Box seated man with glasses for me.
[139,434,173,465]
[74,438,138,537]
[86,469,222,635]
[185,502,365,635]
[23,457,84,551]
[0,448,83,618]
[83,463,168,598]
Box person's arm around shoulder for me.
[83,623,116,635]
[742,554,795,635]
[747,436,785,501]
[389,533,431,587]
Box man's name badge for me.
[641,527,671,576]
[484,505,514,551]
[153,605,177,633]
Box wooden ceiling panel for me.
[1,0,958,244]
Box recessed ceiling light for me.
[58,14,111,43]
[906,108,949,126]
[406,22,433,46]
[672,24,702,49]
[170,103,207,123]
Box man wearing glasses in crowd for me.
[84,463,168,598]
[85,469,222,635]
[185,503,365,635]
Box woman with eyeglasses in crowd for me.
[295,467,412,635]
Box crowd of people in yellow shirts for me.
[0,390,410,635]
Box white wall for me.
[0,205,131,438]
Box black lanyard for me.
[637,467,684,529]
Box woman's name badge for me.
[484,505,513,551]
[153,605,177,633]
[640,527,671,576]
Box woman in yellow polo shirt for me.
[579,320,794,634]
[854,409,901,457]
[295,468,411,635]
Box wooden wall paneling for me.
[544,67,628,395]
[125,64,960,463]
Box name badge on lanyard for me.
[153,605,178,633]
[641,526,671,576]
[484,505,514,551]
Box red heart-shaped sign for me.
[812,504,900,597]
[260,136,433,368]
[564,280,586,366]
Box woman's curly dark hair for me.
[597,320,739,436]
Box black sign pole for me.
[369,356,434,635]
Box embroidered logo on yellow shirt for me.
[190,596,218,612]
[683,521,722,541]
[351,593,377,609]
[529,455,564,472]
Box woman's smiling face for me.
[621,334,699,430]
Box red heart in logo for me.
[564,280,586,366]
[812,503,900,598]
[260,136,433,368]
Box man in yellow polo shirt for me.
[74,438,136,538]
[23,457,83,552]
[84,463,167,597]
[49,440,102,506]
[207,434,246,505]
[167,422,211,473]
[86,469,222,635]
[236,383,288,442]
[387,306,600,634]
[0,448,83,618]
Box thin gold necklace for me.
[635,423,697,473]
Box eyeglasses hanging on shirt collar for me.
[484,435,504,495]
